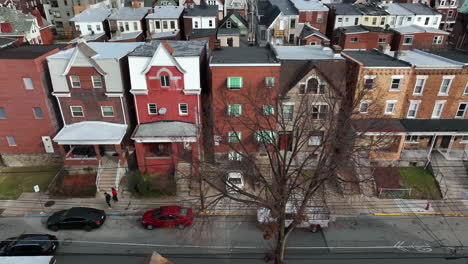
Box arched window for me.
[307,78,319,94]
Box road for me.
[1,215,468,262]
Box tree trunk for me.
[274,218,288,264]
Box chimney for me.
[378,44,390,54]
[393,50,404,59]
[321,39,330,47]
[214,39,221,49]
[147,7,154,14]
[32,8,44,27]
[331,44,342,53]
[161,40,174,54]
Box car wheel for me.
[48,225,59,232]
[146,224,154,230]
[177,224,185,230]
[84,225,93,232]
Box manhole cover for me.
[44,201,55,207]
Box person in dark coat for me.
[104,192,111,208]
[111,187,118,202]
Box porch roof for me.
[54,121,127,145]
[352,118,406,133]
[400,119,468,134]
[132,121,197,142]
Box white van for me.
[0,256,56,264]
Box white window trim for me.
[403,35,414,45]
[6,136,16,146]
[308,135,322,146]
[179,103,188,115]
[101,106,114,117]
[461,135,468,143]
[455,102,468,118]
[384,100,397,115]
[413,75,427,95]
[23,77,34,90]
[431,100,446,118]
[91,75,102,88]
[148,103,157,115]
[438,76,454,96]
[407,100,421,119]
[404,135,419,144]
[359,100,371,114]
[70,106,84,117]
[33,107,43,119]
[463,81,468,96]
[390,75,404,91]
[69,75,81,88]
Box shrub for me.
[132,171,176,197]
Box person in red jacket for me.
[111,187,118,202]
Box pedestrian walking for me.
[104,192,111,208]
[111,187,118,202]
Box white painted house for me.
[70,8,112,41]
[146,6,184,39]
[329,4,362,29]
[381,3,416,28]
[398,3,442,28]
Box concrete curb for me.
[373,212,467,217]
[23,212,123,217]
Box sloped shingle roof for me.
[70,8,111,22]
[108,7,150,20]
[0,7,36,37]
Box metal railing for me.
[426,159,449,199]
[95,160,103,192]
[115,159,125,191]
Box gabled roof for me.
[218,10,248,29]
[269,0,298,15]
[184,4,218,16]
[327,3,361,15]
[393,24,449,34]
[190,28,217,38]
[298,23,328,39]
[0,7,37,37]
[108,7,150,20]
[146,6,184,19]
[258,0,281,27]
[353,4,389,15]
[292,0,328,12]
[344,50,411,67]
[380,3,414,16]
[48,42,144,60]
[397,3,440,15]
[460,0,468,13]
[70,8,111,22]
[130,40,207,57]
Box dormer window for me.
[160,75,170,87]
[226,20,232,28]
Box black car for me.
[47,207,106,231]
[0,234,58,256]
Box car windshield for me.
[152,208,162,218]
[228,178,242,185]
[179,208,188,216]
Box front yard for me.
[0,166,61,199]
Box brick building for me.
[391,25,449,50]
[450,1,468,49]
[146,6,184,40]
[183,3,218,49]
[108,7,149,42]
[0,45,65,166]
[334,25,393,51]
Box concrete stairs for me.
[432,153,468,199]
[97,166,118,193]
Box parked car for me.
[47,207,106,231]
[0,234,58,256]
[226,171,244,193]
[141,206,193,230]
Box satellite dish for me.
[158,108,167,115]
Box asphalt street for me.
[1,215,468,262]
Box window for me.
[133,22,138,31]
[390,76,403,91]
[304,78,325,94]
[209,20,213,27]
[378,38,387,43]
[91,76,102,88]
[69,76,80,88]
[390,17,395,25]
[364,75,375,90]
[441,0,446,5]
[413,76,427,95]
[424,17,430,25]
[310,41,317,45]
[354,17,359,25]
[450,0,456,5]
[148,103,157,114]
[228,151,242,161]
[405,135,419,143]
[308,135,322,146]
[163,21,168,29]
[433,35,443,44]
[75,24,80,31]
[23,77,34,90]
[350,37,358,43]
[194,21,199,28]
[359,101,370,114]
[338,17,343,23]
[96,24,101,31]
[227,104,242,117]
[462,136,468,143]
[155,21,160,29]
[101,106,114,117]
[317,14,323,23]
[384,100,397,115]
[265,77,275,87]
[372,17,377,25]
[256,131,276,143]
[282,104,294,120]
[456,103,467,118]
[227,77,243,89]
[87,25,92,31]
[33,107,43,119]
[417,17,422,22]
[228,131,241,143]
[170,21,175,29]
[439,76,453,95]
[70,106,84,117]
[403,36,414,45]
[263,105,274,115]
[433,17,438,25]
[311,104,328,120]
[345,17,349,22]
[64,0,67,5]
[380,17,386,26]
[290,19,296,28]
[432,101,445,118]
[0,107,4,118]
[160,75,170,87]
[52,10,61,18]
[226,20,232,28]
[125,22,129,31]
[448,10,454,17]
[179,103,188,115]
[6,136,16,146]
[464,82,468,95]
[407,101,420,118]
[260,29,266,40]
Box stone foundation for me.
[1,153,62,167]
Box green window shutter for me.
[265,77,275,87]
[228,104,242,116]
[227,77,243,89]
[256,131,276,143]
[263,105,274,115]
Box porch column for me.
[58,144,66,161]
[171,143,179,166]
[94,145,102,162]
[395,135,405,159]
[115,144,125,164]
[427,133,437,162]
[447,136,455,156]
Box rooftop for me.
[397,3,440,15]
[298,23,328,39]
[258,0,281,27]
[354,4,389,15]
[388,49,464,68]
[427,49,468,64]
[69,32,106,43]
[218,27,240,35]
[352,118,406,133]
[53,121,127,145]
[184,4,218,17]
[130,40,207,57]
[292,0,328,12]
[340,25,391,34]
[189,28,217,38]
[380,3,414,16]
[0,37,17,48]
[151,30,180,39]
[146,6,184,19]
[274,45,342,60]
[400,119,468,133]
[108,7,150,20]
[211,47,279,64]
[0,7,36,37]
[326,3,361,15]
[393,24,449,34]
[133,121,197,138]
[109,31,143,41]
[70,8,111,22]
[48,42,143,60]
[344,50,411,67]
[269,0,298,15]
[0,45,66,59]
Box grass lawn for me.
[0,166,61,199]
[399,168,442,200]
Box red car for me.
[141,206,193,230]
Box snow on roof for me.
[146,6,184,19]
[70,8,111,22]
[394,24,449,34]
[273,45,342,60]
[48,42,144,60]
[53,121,127,144]
[108,7,150,20]
[292,0,328,11]
[388,49,464,68]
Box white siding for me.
[175,56,200,91]
[191,16,216,29]
[334,15,361,28]
[76,21,105,35]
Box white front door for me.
[42,136,54,153]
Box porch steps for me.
[97,167,118,193]
[432,153,468,199]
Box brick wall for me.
[298,11,328,34]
